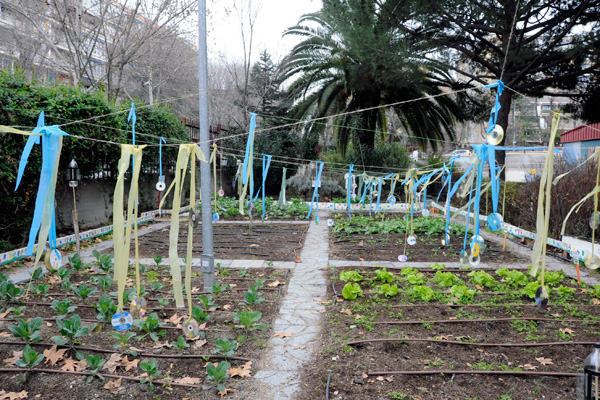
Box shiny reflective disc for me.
[535,286,549,309]
[459,250,469,265]
[327,219,334,227]
[585,254,600,270]
[129,297,147,319]
[190,210,199,228]
[468,254,480,267]
[487,212,504,232]
[487,124,504,146]
[407,235,417,246]
[590,212,600,230]
[421,209,431,217]
[183,318,200,339]
[397,254,408,262]
[387,196,396,205]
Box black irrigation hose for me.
[346,337,597,348]
[367,370,577,378]
[0,367,200,387]
[331,282,339,305]
[326,373,332,400]
[0,340,253,362]
[372,317,600,325]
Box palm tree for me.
[279,0,464,157]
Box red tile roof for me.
[560,122,600,143]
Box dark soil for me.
[0,266,289,399]
[298,266,600,400]
[134,222,308,261]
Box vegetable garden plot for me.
[134,222,309,261]
[299,265,600,400]
[329,215,526,263]
[0,264,289,399]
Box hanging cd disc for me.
[441,232,450,246]
[111,311,133,332]
[130,296,147,319]
[387,196,396,205]
[421,209,431,217]
[327,219,334,227]
[189,210,199,228]
[50,249,62,269]
[468,253,480,266]
[487,124,504,146]
[218,189,225,197]
[397,254,408,262]
[471,235,486,255]
[590,212,600,229]
[156,181,166,191]
[182,318,200,339]
[535,286,549,309]
[471,243,481,258]
[407,235,417,246]
[213,212,220,222]
[487,212,504,232]
[459,250,469,265]
[585,254,600,270]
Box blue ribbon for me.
[158,137,166,178]
[242,113,257,186]
[482,80,505,135]
[463,175,475,252]
[15,112,69,255]
[253,154,272,220]
[375,174,394,214]
[307,161,325,223]
[347,164,354,217]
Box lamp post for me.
[67,159,81,254]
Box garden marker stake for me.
[239,112,257,215]
[159,144,206,308]
[347,164,354,217]
[156,137,167,192]
[112,144,145,328]
[277,167,287,208]
[252,154,272,220]
[13,112,68,269]
[306,161,325,223]
[209,144,218,220]
[530,112,561,307]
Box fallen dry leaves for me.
[273,332,292,338]
[3,351,22,367]
[60,358,86,372]
[174,376,202,385]
[103,378,123,394]
[218,388,236,397]
[228,361,252,379]
[0,390,28,400]
[267,280,281,288]
[593,298,600,305]
[166,313,183,325]
[43,345,67,366]
[102,353,123,373]
[292,344,307,350]
[535,357,554,366]
[559,328,575,335]
[340,308,352,315]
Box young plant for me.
[342,282,363,300]
[198,295,217,310]
[7,306,26,316]
[95,294,117,323]
[213,338,237,357]
[8,317,43,343]
[233,309,266,331]
[243,289,265,305]
[52,314,90,346]
[431,271,463,288]
[150,281,164,292]
[133,313,166,342]
[30,267,44,282]
[0,281,24,303]
[171,335,190,354]
[206,361,230,392]
[56,266,72,281]
[51,298,78,316]
[374,268,395,283]
[93,250,114,272]
[84,355,106,383]
[112,331,137,351]
[212,280,231,295]
[468,271,496,288]
[339,270,363,282]
[191,306,210,324]
[449,285,477,304]
[95,274,112,292]
[409,285,436,303]
[140,359,161,391]
[373,283,399,297]
[72,282,98,300]
[16,345,44,369]
[156,298,169,317]
[153,255,163,268]
[69,253,84,272]
[31,283,50,297]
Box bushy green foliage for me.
[342,282,363,300]
[468,271,496,288]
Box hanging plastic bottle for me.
[584,343,600,400]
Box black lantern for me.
[584,343,600,399]
[67,159,81,188]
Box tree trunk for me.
[496,89,512,181]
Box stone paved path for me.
[251,214,330,399]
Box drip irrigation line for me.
[346,337,597,348]
[390,302,600,308]
[0,367,199,388]
[0,340,252,362]
[326,373,332,400]
[275,287,282,312]
[367,369,577,378]
[372,317,600,325]
[334,266,525,273]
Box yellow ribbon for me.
[113,144,146,312]
[0,126,42,136]
[530,112,561,279]
[210,144,218,209]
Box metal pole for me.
[72,186,80,255]
[198,0,215,291]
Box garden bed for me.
[0,261,289,399]
[329,215,526,264]
[299,265,600,400]
[134,222,309,261]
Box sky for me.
[207,0,322,63]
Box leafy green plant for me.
[555,285,576,298]
[339,270,363,282]
[431,271,462,288]
[522,281,541,299]
[545,270,565,286]
[171,335,190,354]
[409,285,436,302]
[51,298,78,316]
[95,294,117,323]
[30,267,44,281]
[52,314,90,346]
[152,255,163,268]
[244,289,265,305]
[95,274,112,292]
[8,317,43,343]
[342,282,363,300]
[468,271,496,288]
[56,266,71,281]
[191,305,210,324]
[31,283,49,296]
[92,250,114,272]
[430,262,446,270]
[16,345,44,369]
[69,253,84,272]
[594,285,600,299]
[72,282,98,300]
[450,285,476,304]
[156,298,169,317]
[206,361,230,392]
[133,313,166,342]
[373,284,399,297]
[140,359,161,391]
[374,268,395,283]
[213,338,237,357]
[0,281,24,302]
[198,295,217,310]
[251,278,266,291]
[406,272,425,285]
[233,309,266,330]
[112,331,137,351]
[212,280,231,295]
[7,306,26,316]
[84,355,106,382]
